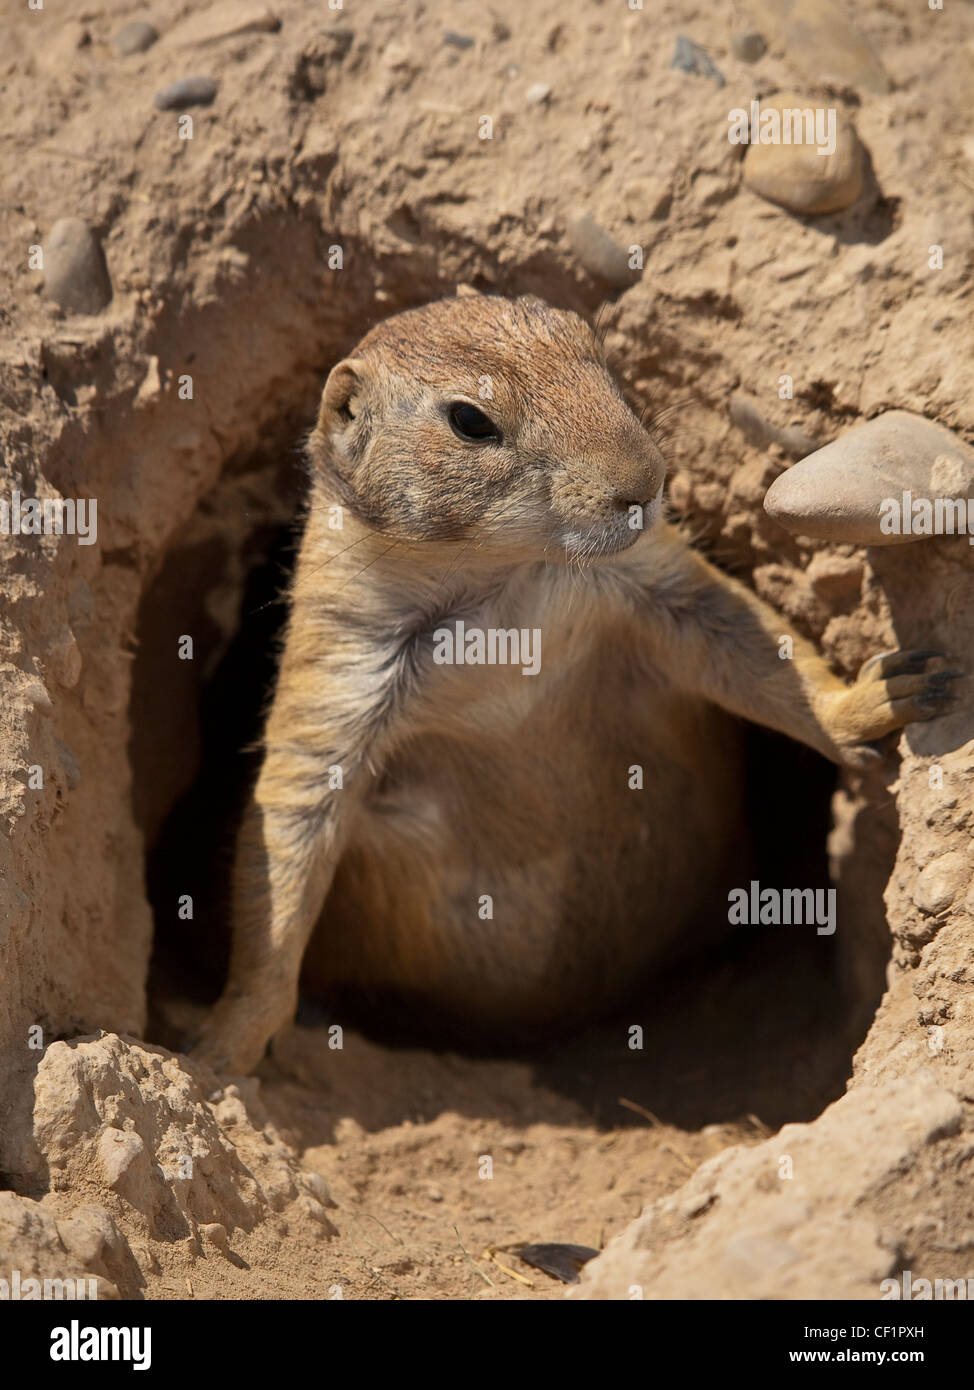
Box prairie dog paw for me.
[826,649,962,759]
[191,1032,265,1078]
[191,995,287,1076]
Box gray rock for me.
[443,30,475,50]
[671,35,725,87]
[153,76,218,110]
[730,393,817,459]
[566,213,634,290]
[764,410,974,545]
[773,426,818,459]
[42,219,112,315]
[748,0,890,94]
[113,20,158,56]
[731,30,767,63]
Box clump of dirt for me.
[1,0,973,1300]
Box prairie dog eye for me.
[447,401,501,443]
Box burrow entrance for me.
[129,384,896,1140]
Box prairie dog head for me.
[308,293,665,562]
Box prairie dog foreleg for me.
[629,529,956,765]
[193,541,416,1075]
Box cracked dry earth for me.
[1,0,974,1300]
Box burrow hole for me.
[131,403,895,1135]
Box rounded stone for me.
[729,393,817,459]
[154,76,218,110]
[42,218,112,315]
[113,20,159,56]
[764,411,974,545]
[742,92,864,215]
[914,853,969,917]
[566,212,635,289]
[301,1170,335,1207]
[731,31,767,63]
[199,1221,229,1251]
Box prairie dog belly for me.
[306,634,746,1029]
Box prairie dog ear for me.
[318,356,368,429]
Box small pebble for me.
[731,30,766,63]
[730,393,817,459]
[443,30,475,49]
[199,1222,228,1252]
[671,35,725,86]
[42,218,112,315]
[113,20,158,56]
[154,76,218,110]
[525,81,551,105]
[566,212,634,289]
[301,1171,336,1207]
[914,853,968,916]
[742,92,863,215]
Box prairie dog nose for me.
[612,485,655,510]
[611,446,665,510]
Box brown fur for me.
[194,293,956,1074]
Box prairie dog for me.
[194,293,956,1075]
